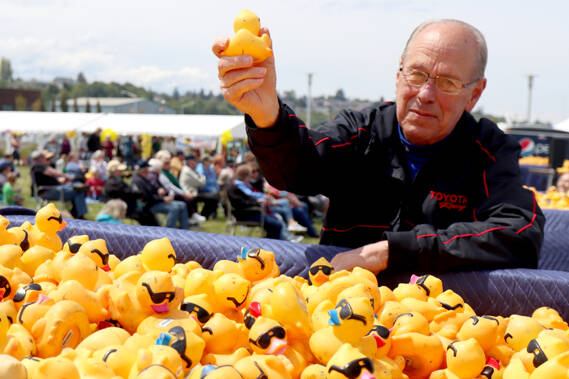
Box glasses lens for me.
[321,266,332,275]
[436,77,462,93]
[338,300,352,319]
[309,266,319,275]
[405,69,428,86]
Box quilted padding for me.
[4,208,569,319]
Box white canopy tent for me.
[554,117,569,133]
[0,111,246,141]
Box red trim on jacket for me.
[473,208,477,221]
[322,224,390,233]
[483,171,489,197]
[299,124,308,129]
[350,135,359,140]
[476,140,497,162]
[516,192,537,234]
[417,233,438,239]
[357,128,370,135]
[314,137,330,146]
[331,142,352,148]
[442,226,508,245]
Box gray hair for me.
[401,19,488,80]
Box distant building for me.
[0,88,42,111]
[56,97,175,114]
[53,77,75,89]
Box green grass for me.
[17,165,322,244]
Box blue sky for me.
[1,0,568,123]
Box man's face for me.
[186,159,197,169]
[396,23,487,145]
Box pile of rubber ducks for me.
[527,186,569,210]
[0,203,568,378]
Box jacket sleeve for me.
[246,101,373,196]
[159,173,185,196]
[385,130,545,273]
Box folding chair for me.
[219,189,265,237]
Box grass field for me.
[16,165,322,244]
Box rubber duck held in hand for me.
[29,203,66,252]
[221,9,273,63]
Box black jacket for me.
[246,102,545,273]
[130,173,163,209]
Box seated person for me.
[3,172,22,205]
[556,172,569,195]
[196,155,221,218]
[85,168,105,201]
[0,162,11,189]
[227,164,284,240]
[153,153,205,225]
[30,150,88,219]
[65,152,87,184]
[104,159,158,226]
[130,160,189,229]
[96,199,127,224]
[181,154,219,219]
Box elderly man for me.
[213,19,545,275]
[30,150,88,219]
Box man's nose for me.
[416,79,437,103]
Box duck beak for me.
[101,265,111,272]
[328,309,341,326]
[266,338,287,355]
[373,334,386,348]
[312,272,328,285]
[0,288,5,301]
[151,301,169,313]
[60,220,67,229]
[360,372,375,379]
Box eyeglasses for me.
[328,357,374,378]
[399,67,480,94]
[141,283,176,304]
[181,302,212,323]
[249,326,286,349]
[336,299,367,324]
[309,265,333,275]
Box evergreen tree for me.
[60,89,69,112]
[50,100,56,112]
[73,97,79,112]
[86,100,91,113]
[173,87,180,100]
[77,72,87,84]
[96,100,102,113]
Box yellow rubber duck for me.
[388,331,444,378]
[532,307,569,331]
[366,322,392,358]
[504,315,544,352]
[73,355,122,379]
[529,350,569,379]
[0,265,31,302]
[0,300,16,325]
[233,354,293,379]
[20,245,55,277]
[457,315,501,353]
[390,311,431,336]
[180,294,215,326]
[0,245,24,270]
[308,257,335,286]
[154,324,206,374]
[310,296,376,364]
[221,9,273,63]
[77,239,112,272]
[29,203,66,252]
[214,247,280,283]
[75,326,131,353]
[0,309,36,360]
[24,355,81,379]
[141,237,177,272]
[60,253,101,291]
[49,279,109,323]
[201,312,249,355]
[7,221,32,252]
[443,338,486,378]
[0,215,17,245]
[325,343,376,379]
[187,364,244,379]
[0,353,27,379]
[127,344,184,379]
[30,299,92,358]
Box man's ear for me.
[465,78,487,112]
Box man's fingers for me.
[217,55,254,77]
[219,66,267,89]
[221,78,264,103]
[212,37,230,58]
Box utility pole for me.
[527,74,535,123]
[307,73,313,128]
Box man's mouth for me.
[410,109,436,118]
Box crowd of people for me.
[8,129,327,242]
